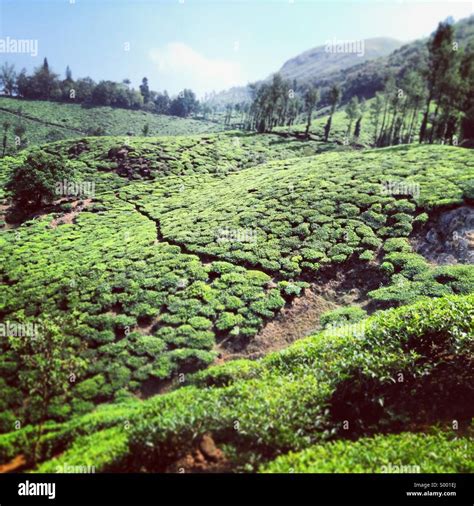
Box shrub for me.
[359,249,375,261]
[262,428,473,473]
[6,149,75,209]
[383,238,412,253]
[216,312,244,331]
[380,261,394,276]
[320,306,367,327]
[34,427,129,473]
[386,252,429,279]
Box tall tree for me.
[6,149,75,209]
[2,121,11,156]
[353,98,366,141]
[31,57,59,99]
[139,77,151,103]
[8,317,86,463]
[369,92,384,145]
[402,71,426,143]
[345,96,360,139]
[419,21,456,143]
[154,91,170,114]
[324,85,340,142]
[459,46,474,142]
[169,89,199,118]
[0,63,16,95]
[304,86,320,138]
[15,68,31,97]
[377,74,396,146]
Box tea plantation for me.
[1,294,472,472]
[0,97,224,149]
[0,128,473,473]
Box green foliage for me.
[262,428,474,473]
[383,237,412,253]
[370,250,474,307]
[0,103,473,476]
[6,149,74,208]
[320,306,367,327]
[11,293,472,472]
[0,96,223,151]
[34,427,129,473]
[7,318,87,425]
[0,137,473,432]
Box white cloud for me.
[149,42,245,97]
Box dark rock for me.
[415,206,474,264]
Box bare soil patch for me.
[167,433,230,473]
[217,288,337,362]
[49,198,92,228]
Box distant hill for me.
[204,86,252,110]
[207,37,402,108]
[329,14,474,103]
[208,15,474,108]
[277,37,403,84]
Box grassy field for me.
[0,119,473,473]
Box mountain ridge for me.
[207,15,474,107]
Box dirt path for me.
[0,454,26,473]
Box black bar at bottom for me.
[0,473,472,506]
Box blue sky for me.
[0,0,473,97]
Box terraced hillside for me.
[0,131,473,472]
[0,97,224,150]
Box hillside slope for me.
[278,37,403,83]
[206,37,402,108]
[0,135,472,443]
[208,14,474,107]
[299,14,474,102]
[1,293,472,472]
[0,97,223,151]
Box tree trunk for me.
[378,97,390,146]
[407,105,419,143]
[324,115,333,142]
[419,94,432,143]
[305,112,311,138]
[429,102,440,144]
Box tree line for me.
[1,20,473,144]
[0,59,200,118]
[367,20,474,147]
[234,20,474,146]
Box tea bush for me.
[6,293,470,472]
[262,427,474,473]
